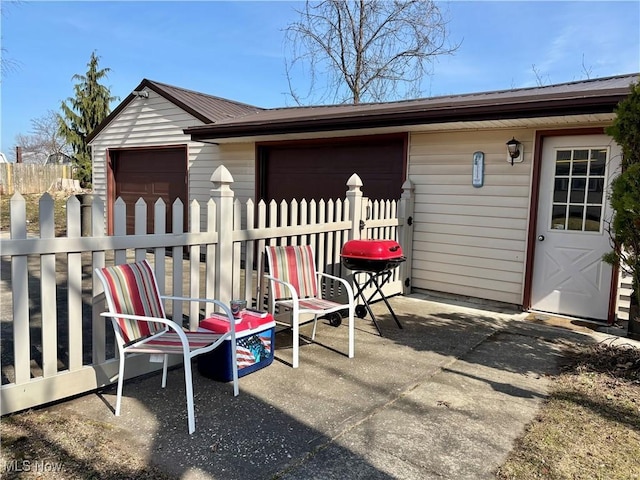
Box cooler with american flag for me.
[197,311,275,381]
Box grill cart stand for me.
[351,269,404,335]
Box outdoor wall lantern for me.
[506,137,523,165]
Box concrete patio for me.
[47,293,628,479]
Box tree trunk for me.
[629,304,640,340]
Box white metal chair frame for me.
[265,245,355,368]
[95,260,239,435]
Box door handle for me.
[538,235,545,241]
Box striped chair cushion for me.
[125,331,224,354]
[98,259,165,344]
[267,245,318,299]
[279,297,343,311]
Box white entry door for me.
[531,135,621,320]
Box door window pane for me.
[585,206,601,232]
[567,205,584,231]
[550,146,608,232]
[555,150,572,175]
[570,178,586,203]
[587,178,604,204]
[553,178,569,202]
[551,205,566,230]
[571,150,589,175]
[589,149,606,175]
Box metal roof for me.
[88,74,638,144]
[87,79,263,143]
[140,79,263,122]
[184,73,638,141]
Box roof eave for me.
[87,78,231,144]
[186,93,627,141]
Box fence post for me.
[398,179,415,295]
[346,173,364,241]
[91,196,107,364]
[76,194,94,236]
[210,165,235,307]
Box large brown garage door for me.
[258,134,406,203]
[110,146,187,234]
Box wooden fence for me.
[0,166,414,415]
[0,163,76,195]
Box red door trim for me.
[106,148,115,235]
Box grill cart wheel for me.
[355,305,368,318]
[326,312,342,327]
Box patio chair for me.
[95,259,238,435]
[265,245,355,368]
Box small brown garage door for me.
[258,134,406,203]
[110,146,187,234]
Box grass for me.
[0,409,173,479]
[496,340,640,480]
[0,192,73,236]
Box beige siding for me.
[90,90,256,228]
[190,142,256,227]
[617,268,632,321]
[409,129,534,305]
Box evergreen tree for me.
[604,81,640,316]
[606,82,640,169]
[58,51,118,187]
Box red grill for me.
[340,239,405,335]
[341,239,406,273]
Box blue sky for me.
[1,0,639,155]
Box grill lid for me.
[341,239,403,260]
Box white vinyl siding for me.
[408,129,534,305]
[90,90,256,228]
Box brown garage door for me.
[258,134,406,203]
[111,147,187,234]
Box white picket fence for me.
[0,166,414,415]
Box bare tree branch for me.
[581,54,592,80]
[285,0,459,105]
[531,64,549,87]
[13,110,72,164]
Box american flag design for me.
[236,333,272,369]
